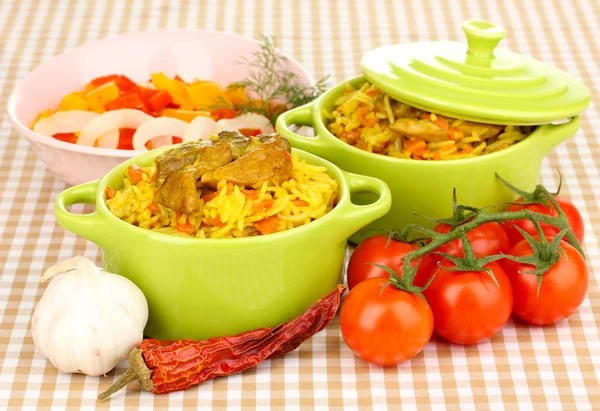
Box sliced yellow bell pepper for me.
[58,92,90,111]
[225,85,249,106]
[160,109,212,123]
[31,109,54,128]
[85,82,120,111]
[188,81,232,110]
[151,73,193,110]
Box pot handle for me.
[275,102,334,155]
[537,116,581,155]
[54,180,108,248]
[338,171,392,236]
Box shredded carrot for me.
[242,189,259,199]
[150,172,158,183]
[148,201,160,213]
[253,215,280,235]
[202,191,219,203]
[176,220,195,235]
[461,145,474,154]
[404,138,426,154]
[366,89,378,97]
[252,199,274,212]
[127,164,144,183]
[293,199,310,207]
[226,182,235,194]
[209,217,225,227]
[432,152,442,161]
[105,187,116,199]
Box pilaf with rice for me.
[324,82,535,160]
[105,132,339,239]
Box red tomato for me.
[340,277,433,366]
[433,222,511,259]
[500,239,588,325]
[423,261,513,345]
[347,236,436,290]
[504,196,584,246]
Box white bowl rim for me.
[7,28,316,159]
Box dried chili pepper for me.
[98,284,345,399]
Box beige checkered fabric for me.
[0,0,599,409]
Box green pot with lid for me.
[276,20,591,244]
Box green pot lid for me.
[360,20,591,125]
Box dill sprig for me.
[223,36,329,125]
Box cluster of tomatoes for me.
[340,194,588,367]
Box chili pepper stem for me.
[98,348,154,400]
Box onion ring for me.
[217,113,274,134]
[77,109,153,147]
[33,110,99,136]
[132,117,188,151]
[183,116,218,142]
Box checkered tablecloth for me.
[1,0,599,409]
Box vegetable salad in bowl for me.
[8,31,324,185]
[31,72,277,151]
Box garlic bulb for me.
[31,256,148,376]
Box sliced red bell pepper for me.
[143,89,173,112]
[117,128,136,150]
[210,107,236,120]
[238,128,262,137]
[105,89,152,114]
[52,133,77,144]
[90,75,137,92]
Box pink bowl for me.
[7,30,315,186]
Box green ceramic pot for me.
[276,20,589,244]
[276,76,583,244]
[54,148,391,341]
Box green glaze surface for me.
[360,21,590,125]
[276,76,582,244]
[54,148,391,341]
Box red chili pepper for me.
[98,284,345,399]
[90,74,137,92]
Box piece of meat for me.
[155,168,203,214]
[258,133,292,153]
[201,142,293,187]
[188,142,233,176]
[242,226,261,237]
[392,103,422,120]
[213,130,260,159]
[389,118,449,142]
[155,143,232,213]
[456,122,503,139]
[214,130,292,159]
[155,141,208,180]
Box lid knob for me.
[462,20,506,63]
